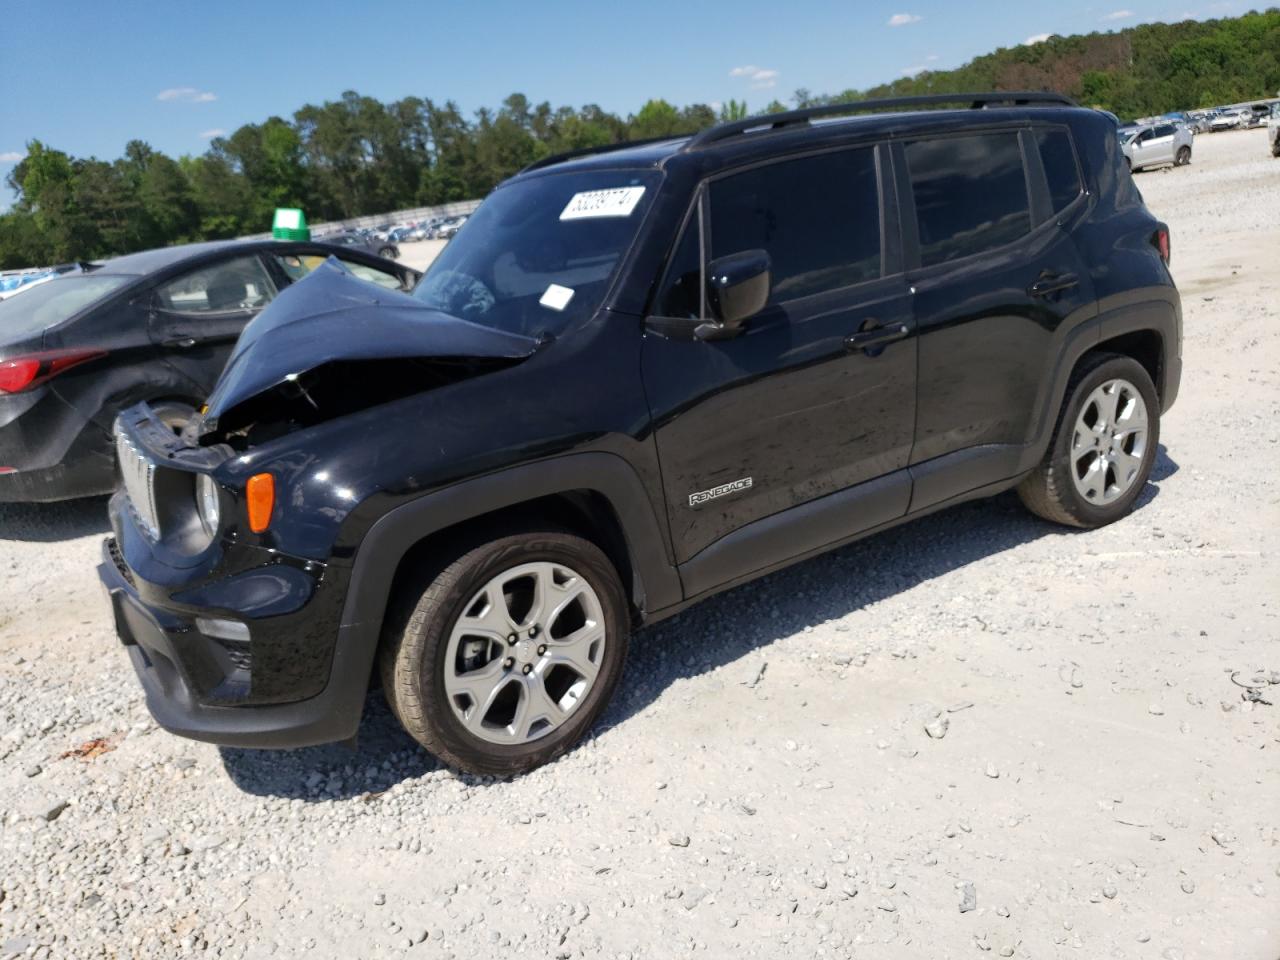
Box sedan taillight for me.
[0,349,106,394]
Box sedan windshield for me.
[0,274,133,340]
[413,169,660,338]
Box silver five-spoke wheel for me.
[1070,378,1149,505]
[444,561,605,745]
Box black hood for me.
[201,258,538,429]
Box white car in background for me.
[1119,121,1194,171]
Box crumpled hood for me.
[201,257,538,428]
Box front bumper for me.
[99,534,370,748]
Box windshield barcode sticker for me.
[560,186,646,221]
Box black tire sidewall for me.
[1049,357,1160,526]
[414,534,628,775]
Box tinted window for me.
[1153,124,1176,138]
[656,207,702,319]
[1035,129,1083,214]
[906,133,1030,267]
[709,147,881,303]
[0,275,133,338]
[155,255,277,314]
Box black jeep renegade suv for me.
[99,93,1181,775]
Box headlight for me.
[196,474,221,537]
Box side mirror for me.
[696,250,771,340]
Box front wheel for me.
[1018,354,1160,528]
[379,528,629,776]
[378,246,396,259]
[1176,146,1191,166]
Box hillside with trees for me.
[2,9,1277,268]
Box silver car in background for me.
[1120,121,1194,171]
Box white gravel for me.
[0,129,1277,960]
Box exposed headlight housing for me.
[196,474,221,537]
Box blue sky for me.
[0,0,1244,207]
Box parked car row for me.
[335,214,472,245]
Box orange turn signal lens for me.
[246,473,275,533]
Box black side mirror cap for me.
[705,250,771,336]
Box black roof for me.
[93,238,398,278]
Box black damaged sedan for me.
[0,239,418,502]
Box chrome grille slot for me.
[116,431,160,540]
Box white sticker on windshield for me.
[539,283,575,311]
[560,186,646,221]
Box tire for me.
[1176,146,1191,166]
[378,246,396,259]
[1017,353,1160,529]
[1124,156,1133,173]
[379,526,629,776]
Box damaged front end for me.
[196,257,539,448]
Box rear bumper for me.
[98,536,370,748]
[0,388,114,502]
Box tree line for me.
[2,10,1276,269]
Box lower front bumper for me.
[98,538,371,749]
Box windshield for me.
[1118,129,1138,144]
[0,274,133,340]
[413,169,660,337]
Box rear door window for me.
[1034,128,1084,213]
[154,255,277,314]
[906,133,1031,267]
[708,147,881,303]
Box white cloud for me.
[902,65,928,77]
[926,54,939,61]
[0,151,24,163]
[1101,9,1134,20]
[157,86,217,103]
[729,65,779,89]
[1024,32,1052,44]
[198,128,226,139]
[887,12,923,26]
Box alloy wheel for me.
[442,561,606,745]
[1069,378,1149,505]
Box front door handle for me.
[1028,272,1079,298]
[845,321,909,353]
[162,337,198,349]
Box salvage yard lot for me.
[0,129,1277,960]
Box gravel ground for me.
[0,129,1277,960]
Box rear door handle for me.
[1028,272,1079,297]
[844,322,909,352]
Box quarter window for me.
[906,133,1031,267]
[708,147,881,303]
[1035,129,1084,214]
[655,206,702,319]
[155,255,277,314]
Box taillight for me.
[0,349,106,395]
[1153,227,1171,265]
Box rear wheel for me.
[1176,146,1192,166]
[380,527,629,776]
[1018,354,1160,528]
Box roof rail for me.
[683,91,1078,151]
[518,135,682,174]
